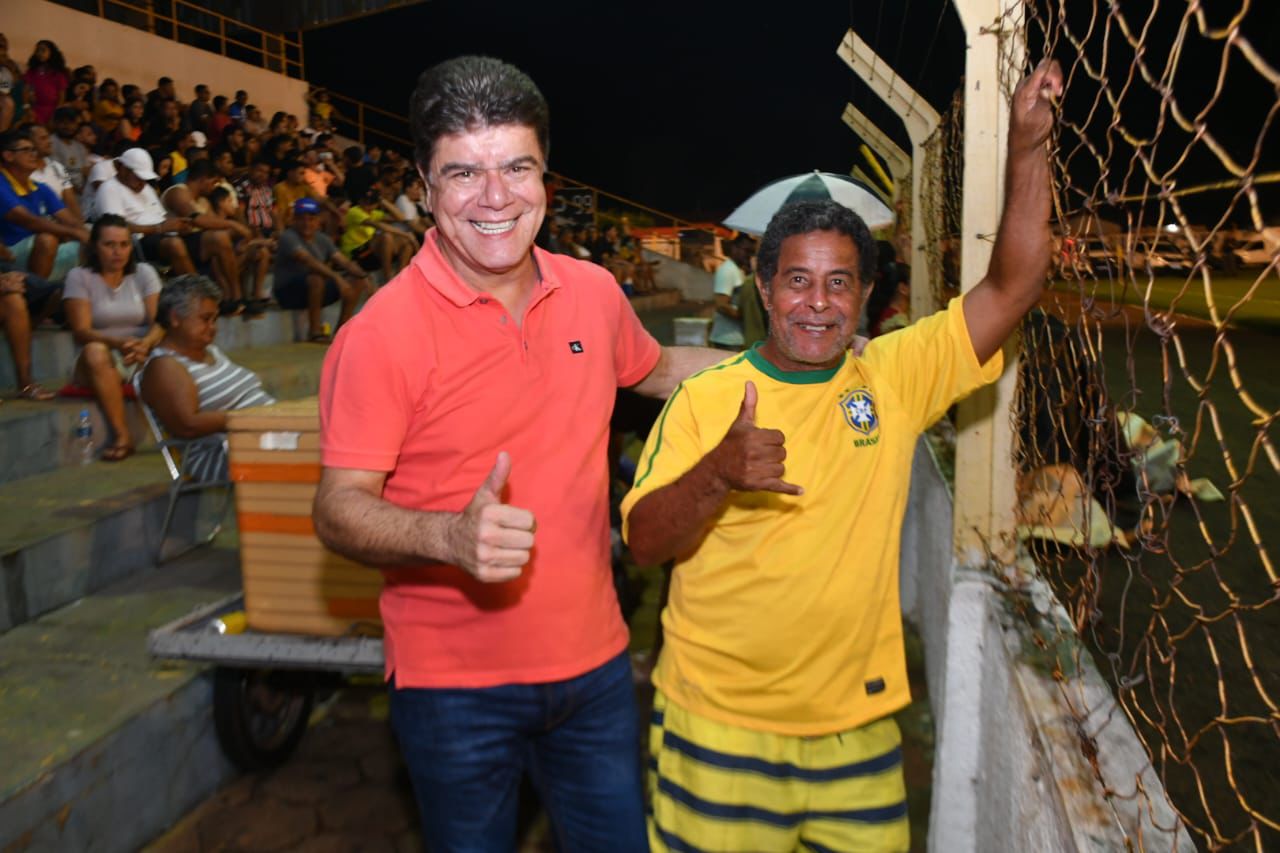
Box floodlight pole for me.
[837,31,940,325]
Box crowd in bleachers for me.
[0,35,431,458]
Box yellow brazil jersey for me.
[621,296,1002,736]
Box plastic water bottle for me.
[74,409,95,465]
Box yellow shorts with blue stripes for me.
[647,690,909,852]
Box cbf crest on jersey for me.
[839,388,879,439]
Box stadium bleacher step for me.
[0,341,330,631]
[0,302,342,389]
[0,545,241,853]
[0,340,331,487]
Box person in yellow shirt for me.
[339,185,415,284]
[622,59,1063,853]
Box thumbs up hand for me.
[447,451,537,582]
[710,382,803,496]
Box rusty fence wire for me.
[990,1,1280,849]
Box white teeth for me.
[799,324,829,332]
[471,219,517,235]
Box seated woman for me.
[138,274,275,481]
[63,214,164,461]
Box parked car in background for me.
[1129,237,1192,275]
[1233,227,1280,268]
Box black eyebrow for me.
[437,155,540,175]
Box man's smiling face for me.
[422,123,546,289]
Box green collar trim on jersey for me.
[745,342,845,384]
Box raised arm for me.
[625,381,801,565]
[962,59,1063,364]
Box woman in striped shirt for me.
[138,275,275,480]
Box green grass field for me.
[1055,271,1280,331]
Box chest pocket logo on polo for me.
[839,387,880,443]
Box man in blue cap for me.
[272,196,365,342]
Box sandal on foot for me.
[219,299,245,317]
[101,444,135,462]
[307,332,332,344]
[18,384,57,401]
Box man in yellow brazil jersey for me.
[621,59,1063,852]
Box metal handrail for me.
[85,0,304,78]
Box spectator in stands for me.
[273,159,313,231]
[208,185,271,315]
[221,125,248,169]
[0,34,24,133]
[188,85,213,134]
[341,185,415,283]
[866,263,911,338]
[138,274,277,477]
[169,130,200,183]
[236,158,275,236]
[74,122,102,165]
[0,127,87,282]
[63,213,164,461]
[80,159,114,222]
[264,134,296,169]
[300,145,338,199]
[161,160,252,313]
[274,197,363,342]
[208,95,233,145]
[29,125,81,222]
[209,149,239,206]
[267,111,287,136]
[341,145,375,204]
[306,87,334,126]
[0,268,58,401]
[144,77,176,126]
[95,147,196,273]
[93,78,123,140]
[242,104,266,137]
[392,174,430,238]
[50,108,90,193]
[63,80,93,126]
[119,97,144,143]
[140,98,182,150]
[228,90,248,124]
[22,40,68,126]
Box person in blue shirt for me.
[0,127,87,282]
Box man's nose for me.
[479,170,514,208]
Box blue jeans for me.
[388,650,647,852]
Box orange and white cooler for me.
[227,398,383,636]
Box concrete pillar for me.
[949,0,1025,567]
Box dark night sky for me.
[305,1,1279,226]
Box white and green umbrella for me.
[723,171,895,236]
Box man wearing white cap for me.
[94,148,195,273]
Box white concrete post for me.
[950,0,1025,567]
[837,32,942,324]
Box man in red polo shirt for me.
[313,56,721,850]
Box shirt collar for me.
[1,167,36,194]
[413,227,561,308]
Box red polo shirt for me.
[319,231,661,688]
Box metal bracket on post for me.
[840,103,911,194]
[836,30,941,325]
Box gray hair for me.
[157,274,222,329]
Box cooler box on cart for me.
[227,397,383,636]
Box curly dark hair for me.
[409,55,549,173]
[756,200,877,289]
[27,40,67,75]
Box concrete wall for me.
[900,438,1195,852]
[5,0,308,123]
